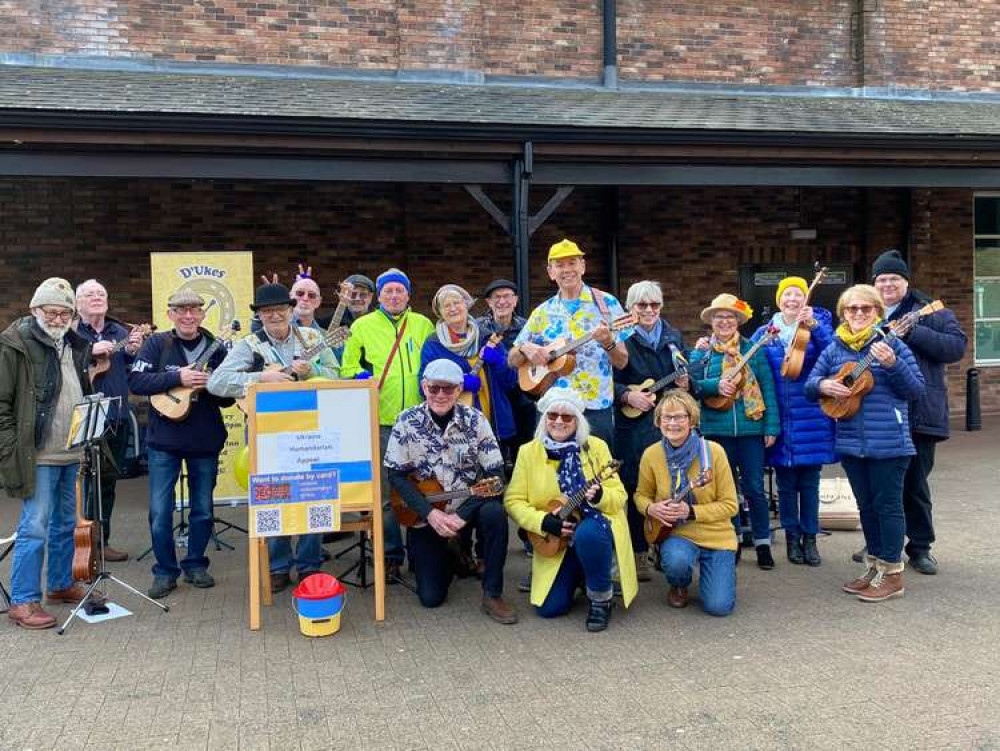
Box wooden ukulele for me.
[390,476,504,528]
[324,280,355,343]
[150,324,238,422]
[703,325,779,411]
[71,466,99,583]
[642,470,713,545]
[781,265,828,380]
[518,313,637,397]
[620,361,703,419]
[88,323,155,381]
[820,300,944,420]
[527,460,622,558]
[458,332,502,408]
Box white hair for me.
[625,280,663,309]
[534,396,590,444]
[75,279,106,299]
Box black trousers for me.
[903,434,937,557]
[86,420,129,545]
[406,498,508,608]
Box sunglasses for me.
[634,302,662,310]
[425,384,460,396]
[545,412,576,424]
[844,305,876,315]
[293,290,319,299]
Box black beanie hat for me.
[872,249,910,281]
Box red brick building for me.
[1,2,999,413]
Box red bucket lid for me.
[292,572,345,600]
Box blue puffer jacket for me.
[751,308,836,468]
[804,335,926,459]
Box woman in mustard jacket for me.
[635,390,739,616]
[504,388,637,632]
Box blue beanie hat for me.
[376,268,411,296]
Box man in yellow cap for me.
[508,239,631,447]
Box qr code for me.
[255,508,282,536]
[307,504,334,532]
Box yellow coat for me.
[634,439,739,552]
[504,437,638,608]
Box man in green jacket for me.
[340,268,434,579]
[0,278,97,629]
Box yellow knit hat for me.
[547,239,585,262]
[775,276,809,306]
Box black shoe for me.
[148,576,177,599]
[802,535,821,567]
[320,548,332,562]
[786,535,805,564]
[586,599,613,632]
[270,571,291,593]
[909,553,938,575]
[183,569,215,588]
[852,545,867,564]
[756,545,775,570]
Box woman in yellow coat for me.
[635,390,739,616]
[504,388,637,632]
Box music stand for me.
[58,394,169,635]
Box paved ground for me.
[1,419,998,751]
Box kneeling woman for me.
[634,390,738,616]
[504,388,637,631]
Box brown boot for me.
[842,556,877,594]
[103,546,129,562]
[481,596,518,625]
[635,553,652,582]
[857,560,905,603]
[667,586,689,608]
[46,584,106,605]
[8,603,57,630]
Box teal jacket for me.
[690,337,780,438]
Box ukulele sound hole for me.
[842,375,855,388]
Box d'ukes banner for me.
[150,251,253,503]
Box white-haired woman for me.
[503,388,636,631]
[613,280,692,581]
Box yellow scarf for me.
[711,333,765,420]
[835,320,882,351]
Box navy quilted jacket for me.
[804,335,926,459]
[751,308,836,468]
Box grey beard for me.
[33,312,69,342]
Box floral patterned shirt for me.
[384,403,504,495]
[514,285,632,410]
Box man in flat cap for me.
[129,289,235,599]
[1,278,96,629]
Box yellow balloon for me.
[233,445,250,490]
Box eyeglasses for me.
[425,384,460,396]
[634,302,662,310]
[844,305,876,316]
[258,307,289,317]
[660,413,690,424]
[169,306,204,316]
[713,314,738,322]
[545,412,576,424]
[40,308,73,322]
[489,293,516,302]
[293,290,319,299]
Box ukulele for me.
[150,323,239,422]
[780,265,828,380]
[819,300,944,420]
[620,361,705,420]
[702,325,780,411]
[324,280,355,343]
[71,466,99,583]
[390,476,505,528]
[527,460,622,558]
[235,327,350,412]
[88,323,155,381]
[518,313,637,397]
[458,332,503,408]
[642,469,713,545]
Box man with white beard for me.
[0,278,97,629]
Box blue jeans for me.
[268,534,323,575]
[147,448,218,579]
[379,425,405,564]
[774,464,821,537]
[660,536,736,617]
[841,455,909,564]
[535,515,613,618]
[715,435,770,546]
[10,463,79,605]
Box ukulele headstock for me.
[471,477,504,497]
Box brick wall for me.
[2,1,1000,91]
[0,178,994,413]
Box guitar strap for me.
[589,285,611,323]
[377,316,408,392]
